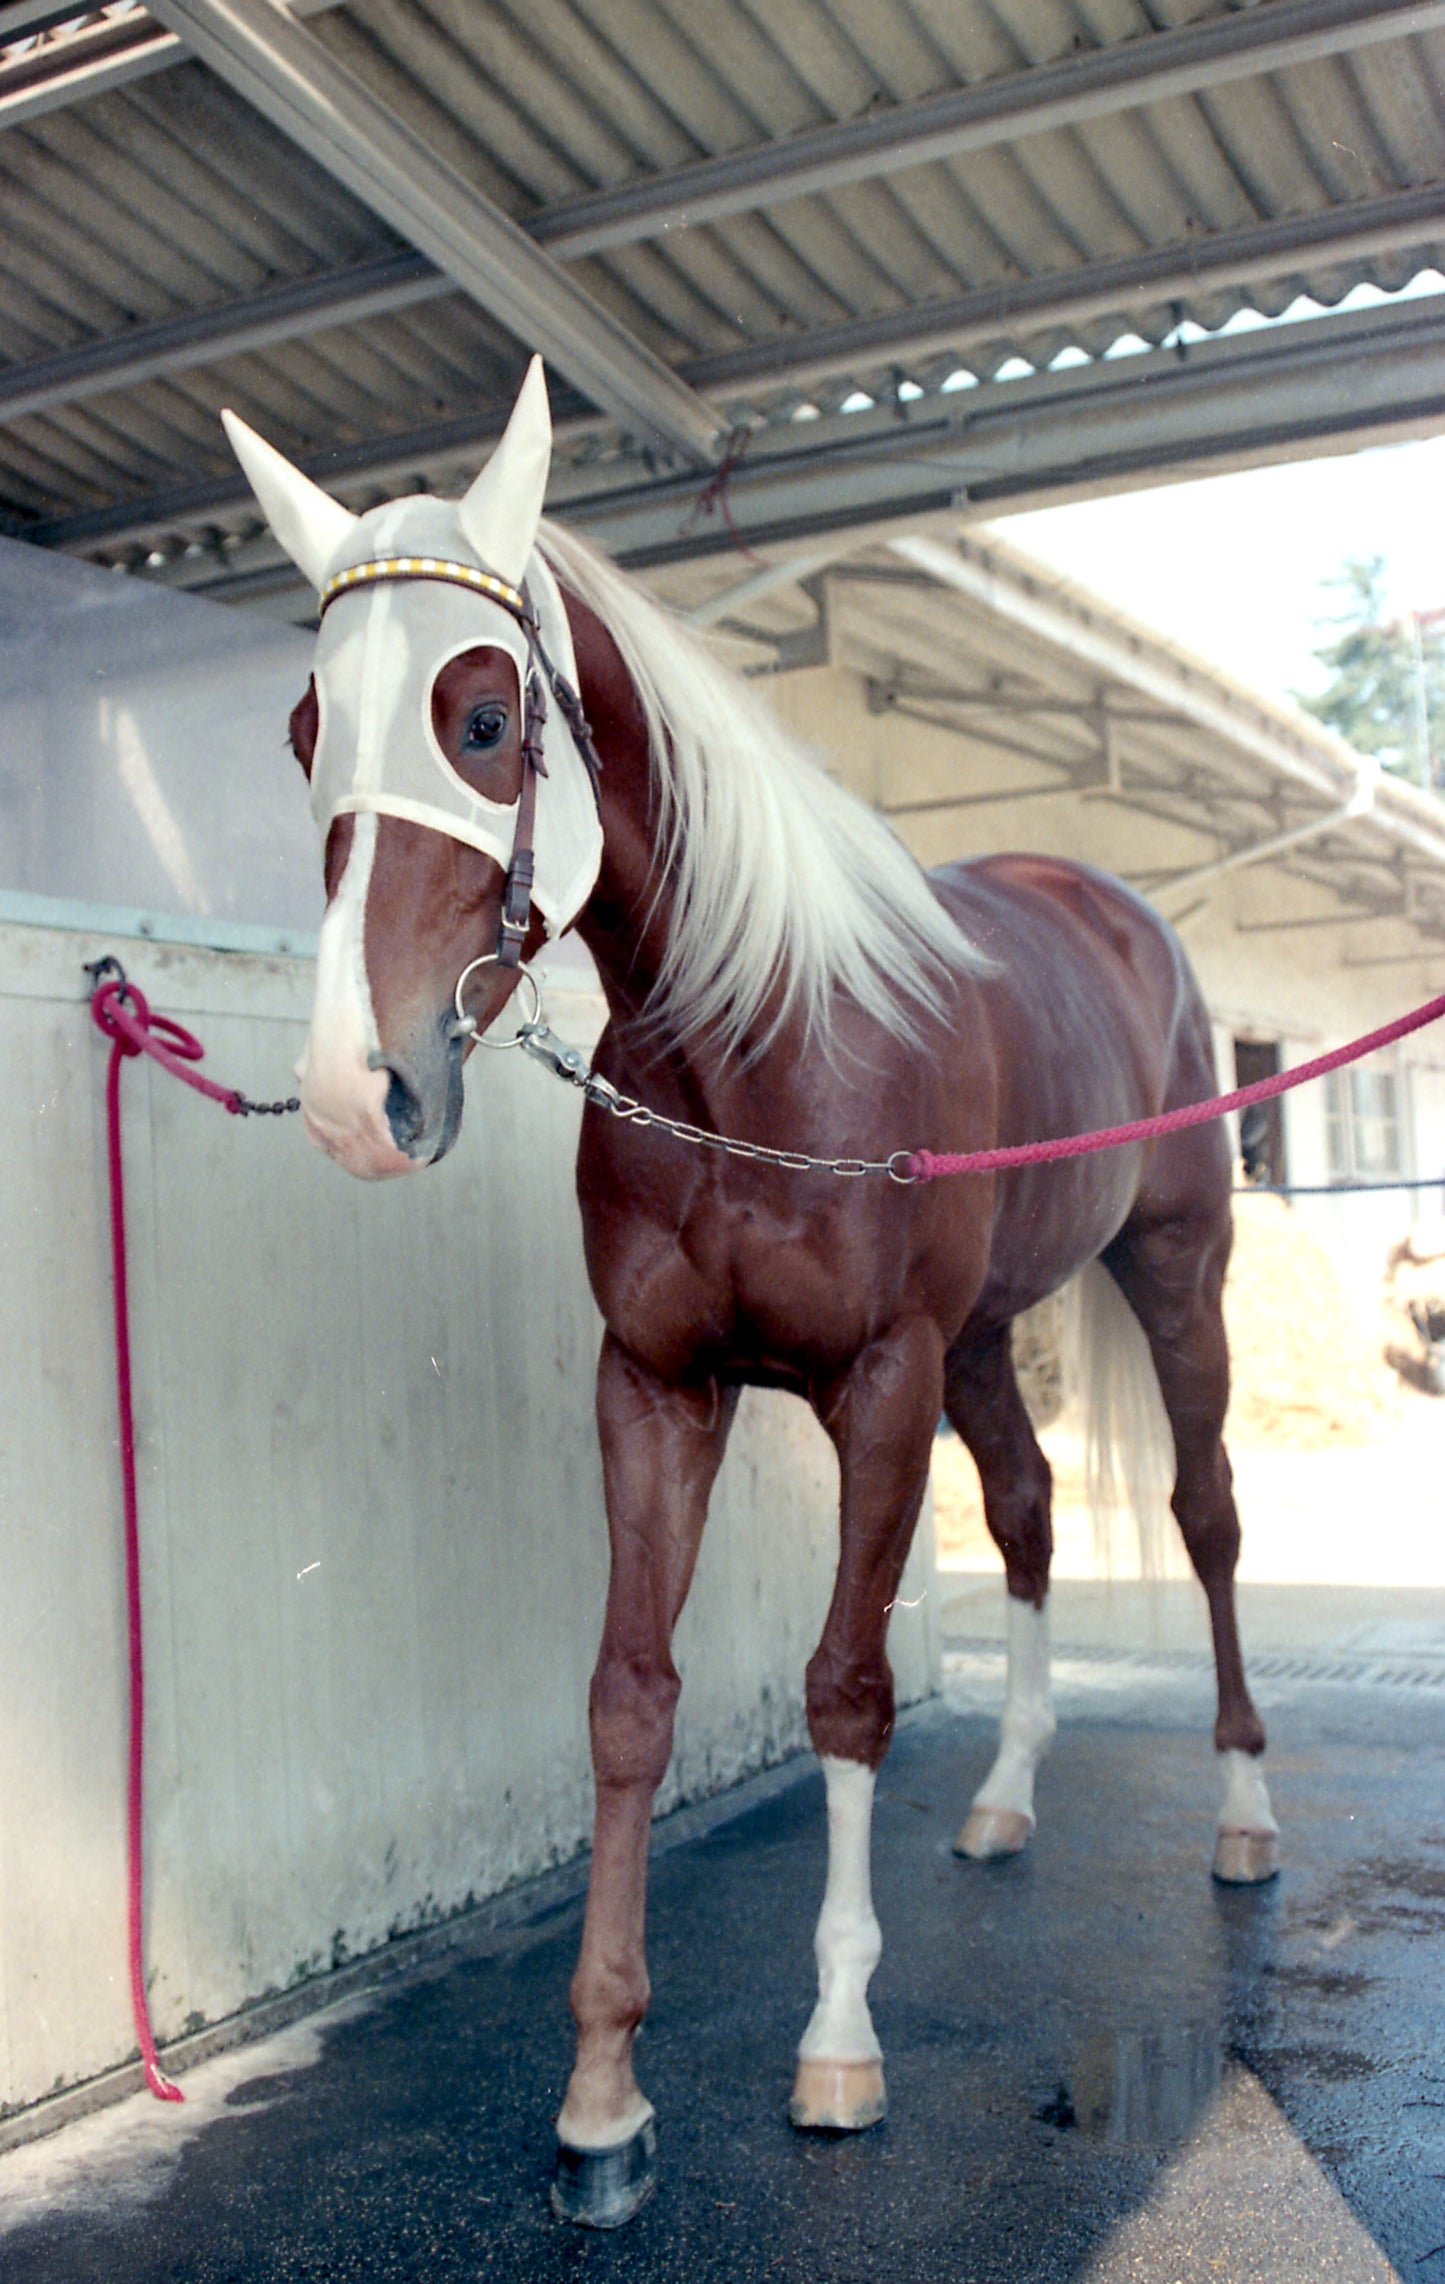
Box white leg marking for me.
[1213,1747,1280,1882]
[798,1758,882,2065]
[1217,1748,1278,1838]
[971,1597,1056,1828]
[296,813,417,1180]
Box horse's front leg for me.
[792,1315,945,2133]
[553,1332,738,2228]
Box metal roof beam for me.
[571,296,1445,568]
[4,181,1438,434]
[1235,904,1409,930]
[0,8,176,123]
[883,775,1099,814]
[1342,944,1445,963]
[8,0,1437,229]
[0,250,450,423]
[19,295,1445,576]
[684,547,846,628]
[530,0,1445,255]
[1154,766,1379,911]
[0,0,143,34]
[887,530,1367,805]
[686,185,1445,397]
[0,0,342,126]
[143,0,720,464]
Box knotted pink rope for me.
[94,976,244,1113]
[910,989,1445,1180]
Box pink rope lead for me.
[90,974,229,2105]
[89,966,301,2102]
[910,988,1445,1180]
[87,964,301,2102]
[93,976,244,1115]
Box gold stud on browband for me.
[318,557,529,619]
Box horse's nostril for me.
[383,1067,424,1151]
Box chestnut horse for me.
[224,362,1276,2229]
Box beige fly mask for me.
[222,357,604,946]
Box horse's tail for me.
[1075,1262,1175,1580]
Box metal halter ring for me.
[451,953,543,1049]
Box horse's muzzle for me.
[378,1032,465,1166]
[297,989,466,1179]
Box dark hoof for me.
[551,2118,658,2229]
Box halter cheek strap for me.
[499,666,547,966]
[317,554,603,968]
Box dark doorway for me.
[1233,1038,1286,1187]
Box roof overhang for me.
[2,0,1445,594]
[651,527,1445,965]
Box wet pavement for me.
[2,1657,1443,2283]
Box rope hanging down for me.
[87,961,298,2106]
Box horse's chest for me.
[592,1190,874,1381]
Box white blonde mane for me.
[536,521,987,1054]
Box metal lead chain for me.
[233,1092,302,1117]
[516,1019,915,1182]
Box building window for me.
[1233,1039,1286,1186]
[1325,1057,1401,1182]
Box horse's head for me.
[224,359,602,1179]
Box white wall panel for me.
[0,536,319,933]
[0,921,937,2119]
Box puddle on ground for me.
[1033,2022,1224,2147]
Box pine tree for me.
[1298,554,1445,788]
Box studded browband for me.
[319,555,529,618]
[318,555,602,969]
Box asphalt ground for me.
[3,1636,1442,2284]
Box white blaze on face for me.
[296,813,418,1181]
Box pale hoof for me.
[955,1806,1033,1861]
[789,2056,887,2133]
[552,2118,658,2228]
[1213,1828,1280,1886]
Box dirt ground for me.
[933,1196,1445,1590]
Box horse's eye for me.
[463,703,508,753]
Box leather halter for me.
[317,554,603,968]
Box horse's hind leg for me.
[1103,1208,1279,1885]
[792,1315,945,2134]
[943,1325,1057,1862]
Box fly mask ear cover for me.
[222,355,603,940]
[308,502,603,939]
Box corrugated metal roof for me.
[1,0,1444,585]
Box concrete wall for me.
[0,533,317,934]
[0,920,937,2119]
